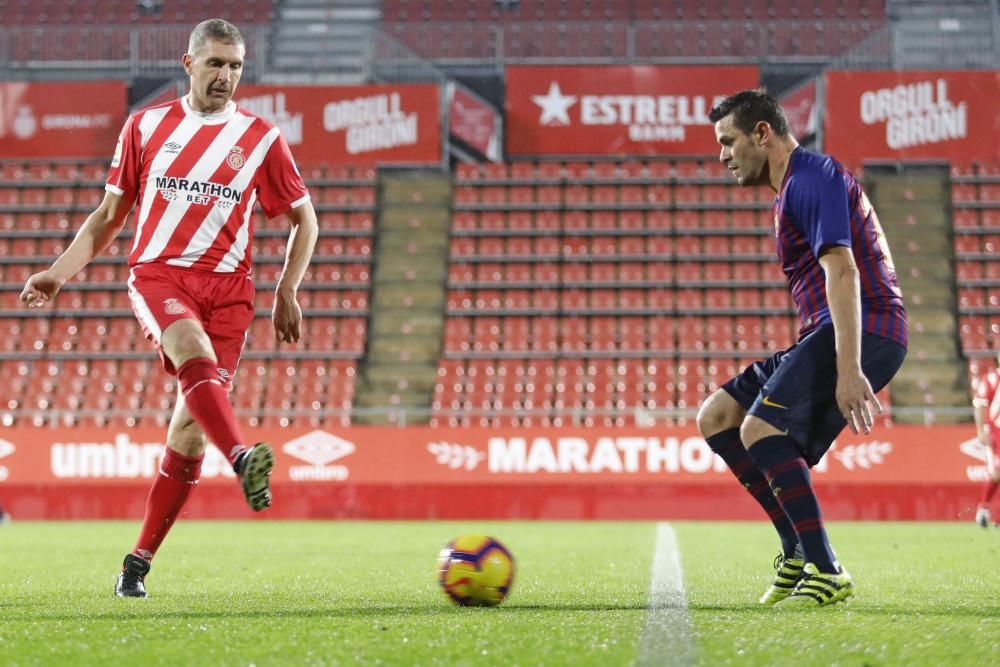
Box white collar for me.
[182,95,237,124]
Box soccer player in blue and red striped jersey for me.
[697,90,907,607]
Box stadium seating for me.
[381,0,887,60]
[0,161,373,427]
[0,0,274,25]
[6,153,992,429]
[951,161,1000,381]
[434,158,810,427]
[381,1,885,22]
[0,1,274,64]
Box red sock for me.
[176,357,247,465]
[980,479,1000,507]
[132,448,204,562]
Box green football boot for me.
[760,552,805,605]
[775,562,854,608]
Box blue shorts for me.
[722,325,907,467]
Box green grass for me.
[1,521,997,666]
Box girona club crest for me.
[227,145,245,170]
[164,298,187,315]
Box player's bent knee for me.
[161,320,216,367]
[696,389,744,438]
[739,415,782,449]
[168,423,208,457]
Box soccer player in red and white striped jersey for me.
[973,354,1000,528]
[20,19,318,597]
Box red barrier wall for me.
[0,482,980,522]
[0,81,127,159]
[824,70,1000,165]
[235,84,441,166]
[0,425,987,520]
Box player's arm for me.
[272,200,318,343]
[20,191,129,308]
[819,246,880,435]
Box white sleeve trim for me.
[289,194,311,209]
[105,183,124,196]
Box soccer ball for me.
[437,534,515,607]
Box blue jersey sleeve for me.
[787,160,852,258]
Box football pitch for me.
[1,521,997,666]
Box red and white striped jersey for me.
[974,366,1000,433]
[106,96,309,275]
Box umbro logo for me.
[163,142,183,154]
[283,431,355,467]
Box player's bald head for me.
[188,18,244,56]
[709,89,790,138]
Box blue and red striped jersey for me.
[772,147,907,346]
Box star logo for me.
[532,81,577,126]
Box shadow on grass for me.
[691,603,1000,618]
[9,601,997,623]
[3,601,651,622]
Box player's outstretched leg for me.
[236,442,274,511]
[115,554,151,598]
[176,357,249,467]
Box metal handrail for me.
[0,20,900,78]
[0,405,974,429]
[2,18,997,78]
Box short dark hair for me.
[188,18,244,55]
[708,89,790,137]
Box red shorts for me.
[127,264,255,386]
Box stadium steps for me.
[866,164,969,423]
[352,170,451,425]
[264,0,381,83]
[888,0,997,69]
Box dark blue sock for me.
[747,434,838,573]
[706,428,799,558]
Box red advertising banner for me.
[0,424,986,486]
[0,81,127,159]
[780,78,818,141]
[824,70,1000,165]
[505,65,759,156]
[235,84,441,166]
[448,83,501,160]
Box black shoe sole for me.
[240,443,274,512]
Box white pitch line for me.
[636,522,695,667]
